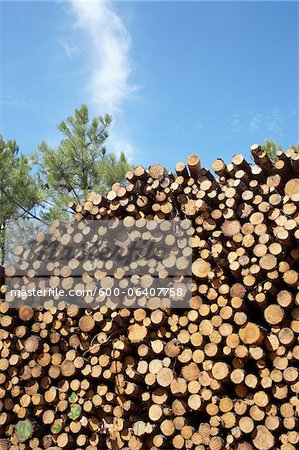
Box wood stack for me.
[0,144,298,449]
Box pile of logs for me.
[0,144,298,449]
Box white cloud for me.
[69,0,135,114]
[108,133,134,161]
[249,113,262,130]
[229,112,242,133]
[0,94,40,112]
[249,109,284,135]
[265,109,284,134]
[60,39,78,56]
[0,94,27,108]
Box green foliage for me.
[261,139,282,161]
[0,135,41,264]
[98,152,132,191]
[291,143,299,153]
[34,105,132,220]
[262,138,299,161]
[5,218,43,266]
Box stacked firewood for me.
[0,144,298,449]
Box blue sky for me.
[0,1,298,172]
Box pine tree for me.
[98,152,133,190]
[261,138,299,161]
[261,139,282,161]
[34,105,132,219]
[0,135,41,265]
[291,143,299,153]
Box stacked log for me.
[0,144,298,449]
